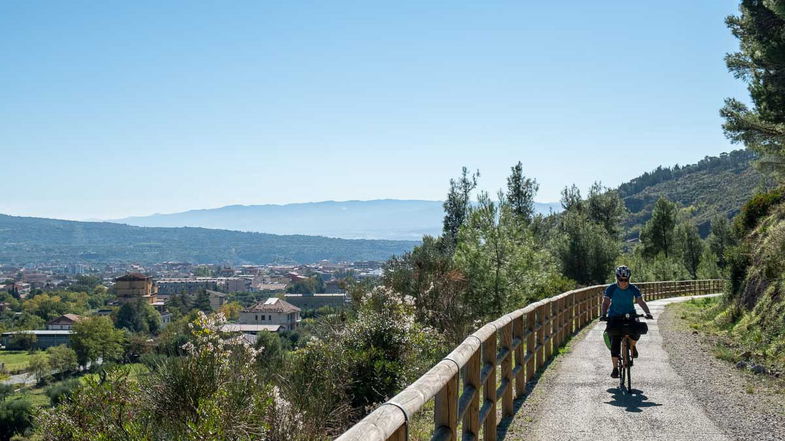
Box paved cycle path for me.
[508,294,730,441]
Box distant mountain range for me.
[109,200,563,241]
[1,149,763,265]
[0,214,418,265]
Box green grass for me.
[9,385,50,408]
[673,297,785,377]
[79,363,149,384]
[0,350,40,373]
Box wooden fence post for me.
[501,321,514,418]
[463,350,480,440]
[544,302,553,361]
[525,311,535,383]
[536,304,545,370]
[513,315,525,399]
[483,330,497,441]
[434,369,458,441]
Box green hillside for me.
[619,150,770,237]
[0,214,418,265]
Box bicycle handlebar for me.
[602,313,651,321]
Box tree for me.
[254,330,285,377]
[721,2,785,177]
[285,277,325,295]
[554,210,620,285]
[166,293,191,318]
[219,302,242,321]
[505,161,539,223]
[560,184,584,212]
[442,167,479,250]
[679,222,704,279]
[193,289,213,312]
[383,235,470,344]
[116,299,161,334]
[46,345,78,375]
[708,216,735,268]
[640,197,679,258]
[586,182,627,238]
[9,332,37,351]
[455,193,571,320]
[71,316,125,368]
[28,351,51,384]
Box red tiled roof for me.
[47,314,84,325]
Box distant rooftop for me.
[244,297,300,313]
[115,272,151,282]
[2,330,73,335]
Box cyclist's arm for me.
[635,296,652,315]
[601,296,611,316]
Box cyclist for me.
[600,265,653,378]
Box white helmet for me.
[615,265,631,279]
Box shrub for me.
[45,379,81,406]
[0,399,34,441]
[735,188,784,234]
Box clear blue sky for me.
[0,1,748,220]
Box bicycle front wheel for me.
[625,340,632,391]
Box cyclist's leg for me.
[610,334,621,375]
[629,333,641,357]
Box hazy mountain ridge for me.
[110,199,563,240]
[0,214,418,265]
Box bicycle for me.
[602,313,648,393]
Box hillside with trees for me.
[0,214,417,265]
[706,0,785,375]
[618,149,769,237]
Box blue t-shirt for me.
[604,283,641,317]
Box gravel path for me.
[500,295,759,441]
[659,299,785,441]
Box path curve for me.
[506,294,729,441]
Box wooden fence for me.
[335,279,725,441]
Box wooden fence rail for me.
[335,279,725,441]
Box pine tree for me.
[442,167,479,250]
[708,216,735,268]
[560,184,583,212]
[640,197,678,258]
[586,182,627,238]
[721,1,785,175]
[679,222,704,279]
[505,161,539,223]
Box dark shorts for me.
[605,318,641,358]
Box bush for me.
[735,188,784,234]
[0,399,34,441]
[45,379,81,406]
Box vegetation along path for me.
[503,295,730,441]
